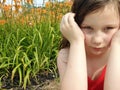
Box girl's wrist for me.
[70,39,85,47]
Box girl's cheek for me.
[109,32,116,42]
[107,35,114,46]
[106,30,118,44]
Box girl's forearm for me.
[104,44,120,90]
[61,41,87,90]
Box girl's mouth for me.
[92,47,103,51]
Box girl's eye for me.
[104,27,114,31]
[81,26,93,30]
[81,26,93,33]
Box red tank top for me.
[88,66,106,90]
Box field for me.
[0,0,72,89]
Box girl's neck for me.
[86,48,110,60]
[86,49,110,79]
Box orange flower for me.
[57,14,63,20]
[45,1,51,8]
[42,9,47,14]
[0,20,6,25]
[36,8,41,13]
[50,11,55,15]
[15,5,21,9]
[59,3,63,7]
[3,5,11,11]
[65,1,73,7]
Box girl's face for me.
[81,4,119,56]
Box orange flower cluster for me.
[43,1,73,23]
[18,1,73,25]
[0,1,73,25]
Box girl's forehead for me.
[87,3,119,17]
[82,4,120,25]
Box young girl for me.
[57,0,120,90]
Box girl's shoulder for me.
[57,48,69,63]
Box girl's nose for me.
[92,32,104,46]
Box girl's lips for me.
[92,47,103,51]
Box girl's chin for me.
[91,51,104,56]
[86,48,107,56]
[86,51,105,57]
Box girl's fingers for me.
[68,13,80,30]
[68,13,75,26]
[63,13,72,28]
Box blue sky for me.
[5,0,64,7]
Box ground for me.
[12,79,60,90]
[1,73,60,90]
[30,79,60,90]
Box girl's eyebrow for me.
[81,23,119,26]
[81,24,89,26]
[80,24,92,27]
[104,24,119,27]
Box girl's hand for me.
[111,30,120,46]
[60,12,84,44]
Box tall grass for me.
[0,21,61,88]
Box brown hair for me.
[59,0,120,49]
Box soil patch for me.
[1,73,60,90]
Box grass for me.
[0,0,72,89]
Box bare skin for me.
[59,13,87,90]
[104,31,120,90]
[57,4,120,90]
